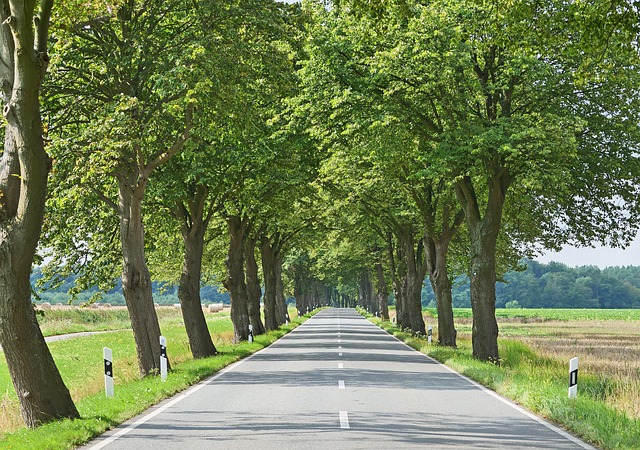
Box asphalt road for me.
[82,308,595,449]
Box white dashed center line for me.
[338,380,345,389]
[340,411,350,429]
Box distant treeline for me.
[30,268,230,306]
[422,260,640,309]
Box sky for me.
[535,236,640,268]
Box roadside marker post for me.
[568,357,578,398]
[248,324,254,343]
[104,347,114,398]
[428,325,433,344]
[285,313,290,325]
[160,336,168,382]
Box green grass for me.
[423,308,640,321]
[367,312,640,450]
[36,308,133,336]
[0,308,315,449]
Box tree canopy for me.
[2,0,638,425]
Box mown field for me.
[384,307,640,449]
[0,307,305,449]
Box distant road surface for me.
[82,308,595,449]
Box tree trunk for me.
[261,235,278,331]
[388,235,408,328]
[224,215,250,342]
[119,181,167,375]
[425,236,457,347]
[375,262,390,320]
[456,173,510,362]
[245,235,265,335]
[468,225,500,362]
[0,130,79,427]
[177,190,217,358]
[403,233,427,335]
[274,253,287,325]
[406,270,426,335]
[0,2,80,425]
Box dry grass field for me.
[502,319,640,419]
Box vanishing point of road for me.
[82,308,595,449]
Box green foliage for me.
[30,267,231,306]
[420,260,640,309]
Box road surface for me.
[82,308,594,449]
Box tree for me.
[0,0,79,427]
[298,0,640,361]
[43,0,199,375]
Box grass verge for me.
[0,308,316,449]
[364,311,640,450]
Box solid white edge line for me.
[339,410,350,429]
[365,318,596,450]
[87,312,319,450]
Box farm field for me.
[467,312,639,420]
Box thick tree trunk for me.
[261,236,278,331]
[388,236,408,328]
[293,283,304,315]
[358,270,375,313]
[178,196,217,358]
[274,253,287,325]
[245,235,265,335]
[425,237,457,347]
[119,182,167,375]
[469,227,500,362]
[403,234,427,335]
[456,173,510,362]
[224,215,250,342]
[0,129,79,427]
[375,262,390,320]
[0,2,80,424]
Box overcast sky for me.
[535,236,640,268]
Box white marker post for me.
[160,336,168,382]
[568,357,578,398]
[285,313,290,325]
[248,324,254,343]
[428,325,433,344]
[104,347,114,398]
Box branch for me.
[34,0,53,56]
[143,103,193,176]
[88,185,119,214]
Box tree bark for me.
[260,235,278,331]
[176,186,217,358]
[224,215,250,342]
[425,236,456,347]
[388,234,408,328]
[119,179,168,375]
[404,234,427,335]
[0,0,80,427]
[375,261,390,320]
[274,252,287,326]
[456,172,511,362]
[245,235,265,335]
